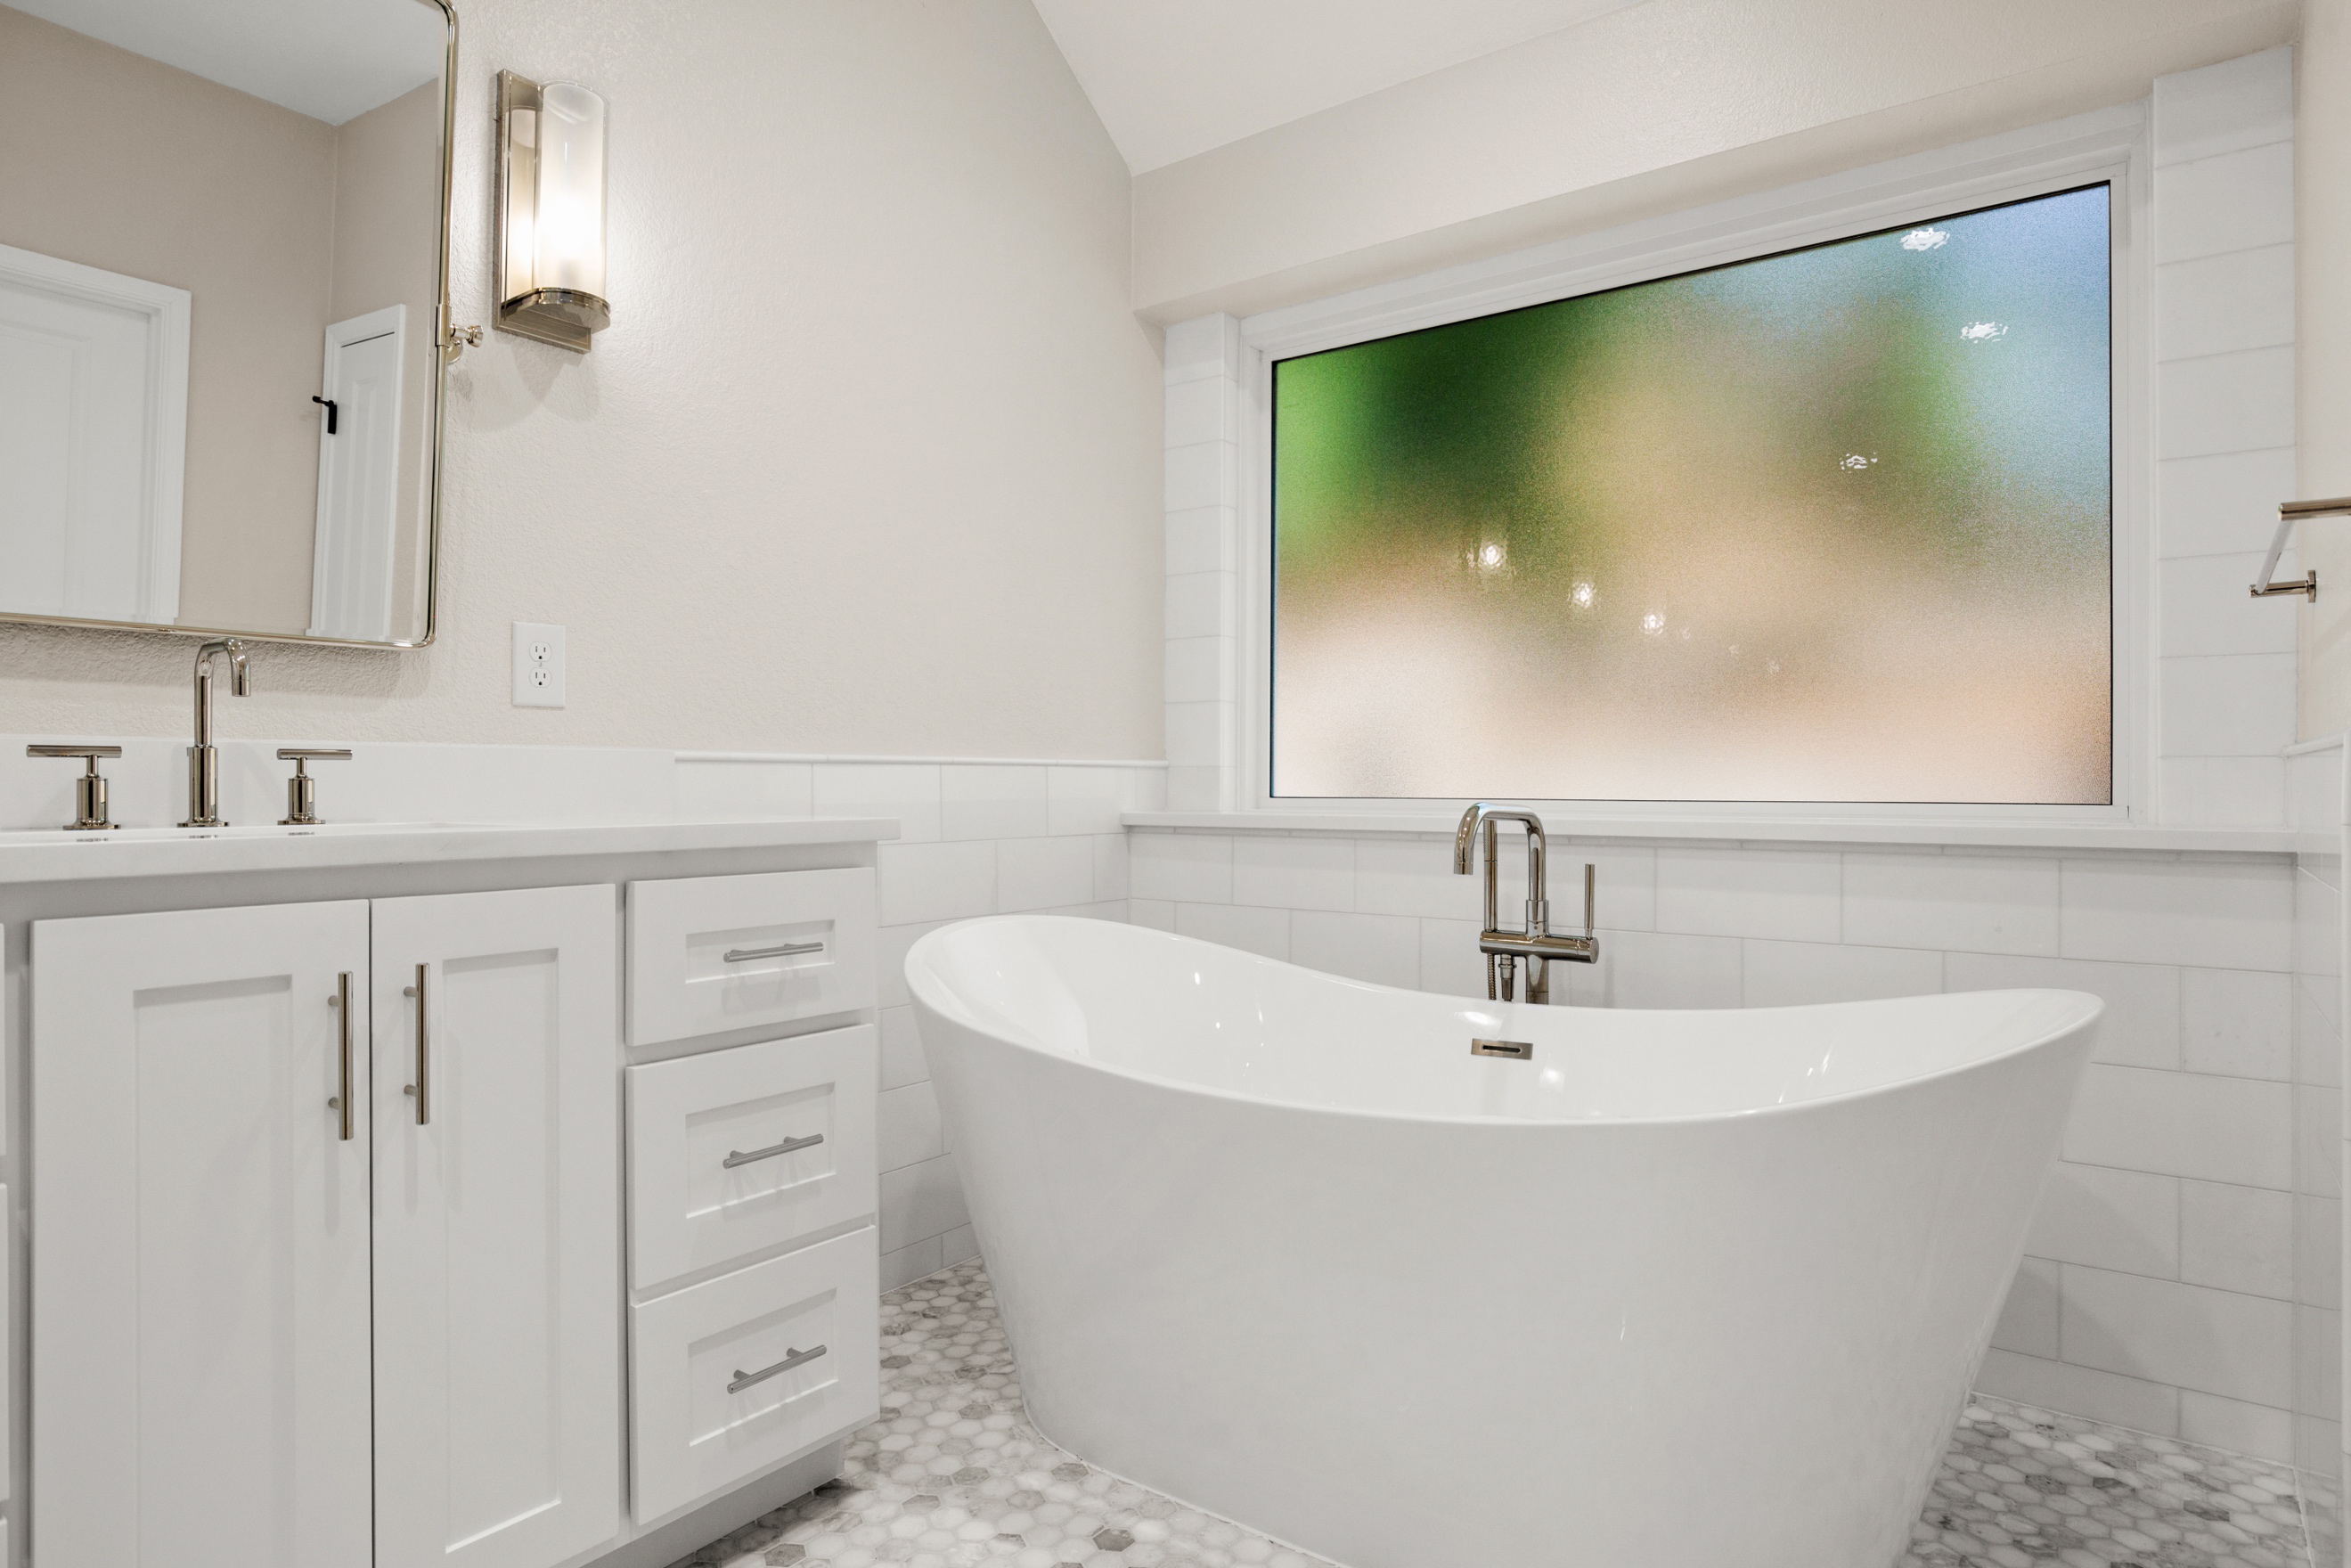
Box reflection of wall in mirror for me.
[0,3,438,640]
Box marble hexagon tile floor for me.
[665,1259,2326,1568]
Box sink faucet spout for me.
[184,638,251,827]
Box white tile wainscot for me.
[678,755,1166,1292]
[1128,813,2326,1463]
[0,739,1166,1305]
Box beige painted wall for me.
[1131,0,2298,322]
[0,0,1167,759]
[330,80,445,638]
[0,3,336,633]
[2301,0,2351,739]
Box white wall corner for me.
[1165,313,1245,811]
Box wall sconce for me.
[495,70,609,353]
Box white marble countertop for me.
[0,817,900,886]
[1123,810,2319,856]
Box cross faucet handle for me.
[28,744,124,830]
[277,748,353,826]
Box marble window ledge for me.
[1125,812,2322,858]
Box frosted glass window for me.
[1270,185,2112,804]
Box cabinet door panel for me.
[33,901,371,1568]
[372,885,620,1568]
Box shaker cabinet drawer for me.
[626,1027,877,1291]
[629,1226,879,1524]
[627,869,875,1048]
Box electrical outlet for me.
[512,621,566,708]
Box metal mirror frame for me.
[0,0,461,651]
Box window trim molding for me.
[1219,101,2151,829]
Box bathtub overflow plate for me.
[1470,1038,1534,1060]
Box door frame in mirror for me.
[0,0,461,652]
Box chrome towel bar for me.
[2250,496,2351,602]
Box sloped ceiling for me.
[1031,0,1650,173]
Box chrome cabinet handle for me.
[402,963,429,1124]
[722,1133,823,1169]
[329,972,354,1139]
[723,941,824,964]
[729,1343,825,1392]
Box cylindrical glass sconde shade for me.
[533,82,606,302]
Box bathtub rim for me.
[905,914,2103,1131]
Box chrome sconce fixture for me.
[495,70,609,352]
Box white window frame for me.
[1228,102,2151,829]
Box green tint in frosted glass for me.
[1271,186,2113,804]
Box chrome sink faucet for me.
[1452,804,1597,1003]
[183,638,250,827]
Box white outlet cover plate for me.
[512,621,566,708]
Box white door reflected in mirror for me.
[309,306,405,641]
[0,243,189,625]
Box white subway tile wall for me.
[1161,314,1243,813]
[2152,50,2298,826]
[825,759,1163,1290]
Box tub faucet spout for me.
[1451,803,1597,1003]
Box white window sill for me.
[1122,810,2314,857]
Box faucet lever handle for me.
[1582,862,1596,941]
[28,744,123,830]
[277,747,353,826]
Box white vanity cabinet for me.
[0,820,890,1568]
[371,886,621,1568]
[33,900,377,1568]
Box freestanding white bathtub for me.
[907,916,2099,1568]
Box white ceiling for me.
[1032,0,1653,174]
[15,0,445,125]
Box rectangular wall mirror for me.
[0,0,455,648]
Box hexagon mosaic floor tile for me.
[663,1259,2326,1568]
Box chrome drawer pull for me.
[723,941,824,964]
[329,973,354,1139]
[402,964,429,1124]
[723,1133,823,1169]
[730,1343,825,1393]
